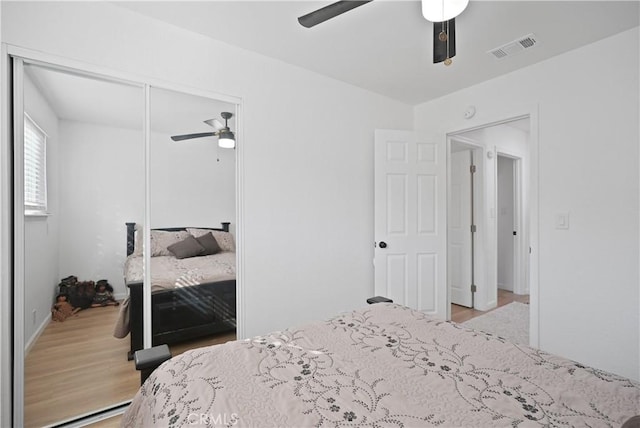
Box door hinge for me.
[470,164,476,173]
[470,224,477,233]
[513,231,517,236]
[470,284,477,293]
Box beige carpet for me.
[461,302,529,345]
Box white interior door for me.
[374,130,444,313]
[448,150,473,307]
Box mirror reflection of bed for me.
[118,222,237,360]
[147,86,238,359]
[21,65,237,427]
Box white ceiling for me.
[117,1,640,105]
[24,64,236,135]
[22,1,640,129]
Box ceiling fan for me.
[170,111,235,148]
[298,0,468,65]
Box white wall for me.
[57,120,144,297]
[150,131,235,230]
[23,72,60,347]
[415,28,639,380]
[1,2,413,341]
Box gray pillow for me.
[196,232,221,256]
[167,234,205,259]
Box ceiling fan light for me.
[218,130,235,149]
[422,0,469,22]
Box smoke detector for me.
[488,33,539,60]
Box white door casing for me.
[374,130,446,315]
[448,150,473,307]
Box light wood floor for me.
[24,305,235,428]
[450,289,529,323]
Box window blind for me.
[24,114,47,213]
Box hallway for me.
[451,289,529,323]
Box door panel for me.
[417,174,437,234]
[374,130,444,314]
[449,150,473,307]
[387,174,407,234]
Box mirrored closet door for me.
[14,59,145,427]
[145,87,237,358]
[13,56,240,427]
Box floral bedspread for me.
[122,303,639,427]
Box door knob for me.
[378,241,387,249]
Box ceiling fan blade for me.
[298,0,373,28]
[433,18,456,64]
[170,132,216,142]
[203,118,224,131]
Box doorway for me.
[447,118,530,329]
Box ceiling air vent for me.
[488,33,539,60]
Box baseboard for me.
[25,315,50,355]
[498,283,514,292]
[476,300,497,312]
[27,294,126,353]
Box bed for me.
[116,222,236,360]
[122,303,639,427]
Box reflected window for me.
[24,113,47,215]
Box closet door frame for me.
[2,44,244,426]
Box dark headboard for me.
[125,222,231,256]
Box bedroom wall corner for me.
[23,71,60,348]
[57,120,144,298]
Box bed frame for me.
[124,222,236,360]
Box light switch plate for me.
[555,212,570,229]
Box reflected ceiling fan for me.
[170,111,235,148]
[298,0,469,65]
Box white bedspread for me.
[122,303,639,427]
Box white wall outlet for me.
[555,212,570,229]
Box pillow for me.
[196,232,221,256]
[150,230,191,256]
[132,225,143,257]
[188,228,235,252]
[167,235,205,259]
